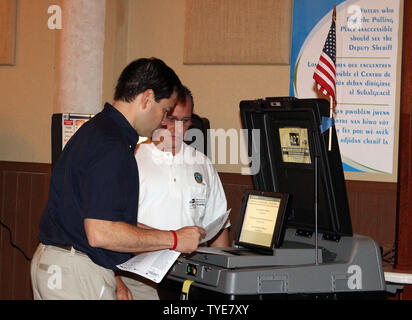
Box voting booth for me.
[159,97,386,300]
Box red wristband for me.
[170,230,177,250]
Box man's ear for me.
[142,89,154,110]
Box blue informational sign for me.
[289,0,401,177]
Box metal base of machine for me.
[158,278,386,300]
[162,229,387,300]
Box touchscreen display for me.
[238,195,281,248]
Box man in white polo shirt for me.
[116,86,230,300]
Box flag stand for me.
[314,155,319,265]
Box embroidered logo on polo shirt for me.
[189,197,206,209]
[194,172,203,184]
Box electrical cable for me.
[0,219,32,261]
[382,244,396,265]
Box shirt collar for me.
[148,141,186,158]
[103,102,139,147]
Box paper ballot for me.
[116,209,231,283]
[116,249,180,283]
[201,208,231,243]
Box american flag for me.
[313,8,336,108]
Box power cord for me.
[382,244,396,265]
[0,219,32,261]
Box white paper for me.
[116,249,180,283]
[116,208,231,283]
[201,208,231,244]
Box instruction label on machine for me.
[279,127,311,164]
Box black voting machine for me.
[159,97,386,300]
[241,97,352,239]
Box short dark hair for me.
[114,57,183,103]
[180,85,194,113]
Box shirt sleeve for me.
[81,142,131,222]
[203,162,231,229]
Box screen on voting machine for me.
[234,190,289,252]
[239,195,281,247]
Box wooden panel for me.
[346,181,397,253]
[184,0,292,65]
[395,0,412,271]
[400,284,412,300]
[0,161,51,299]
[218,173,253,244]
[0,0,17,65]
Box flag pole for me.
[328,6,336,152]
[313,6,336,152]
[328,96,333,151]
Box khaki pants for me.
[31,244,116,300]
[120,275,159,300]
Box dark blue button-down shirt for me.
[39,103,140,270]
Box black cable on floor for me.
[0,220,32,261]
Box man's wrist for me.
[170,230,178,250]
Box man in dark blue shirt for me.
[31,58,206,300]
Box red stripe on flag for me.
[315,64,336,87]
[313,73,335,101]
[319,55,336,77]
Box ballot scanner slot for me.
[221,249,261,256]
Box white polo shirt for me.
[135,142,229,231]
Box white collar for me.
[148,142,186,162]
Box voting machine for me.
[160,97,386,300]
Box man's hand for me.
[115,276,133,300]
[174,226,206,253]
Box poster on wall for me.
[289,0,401,180]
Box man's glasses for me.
[163,115,192,125]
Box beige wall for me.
[103,0,130,105]
[0,0,60,163]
